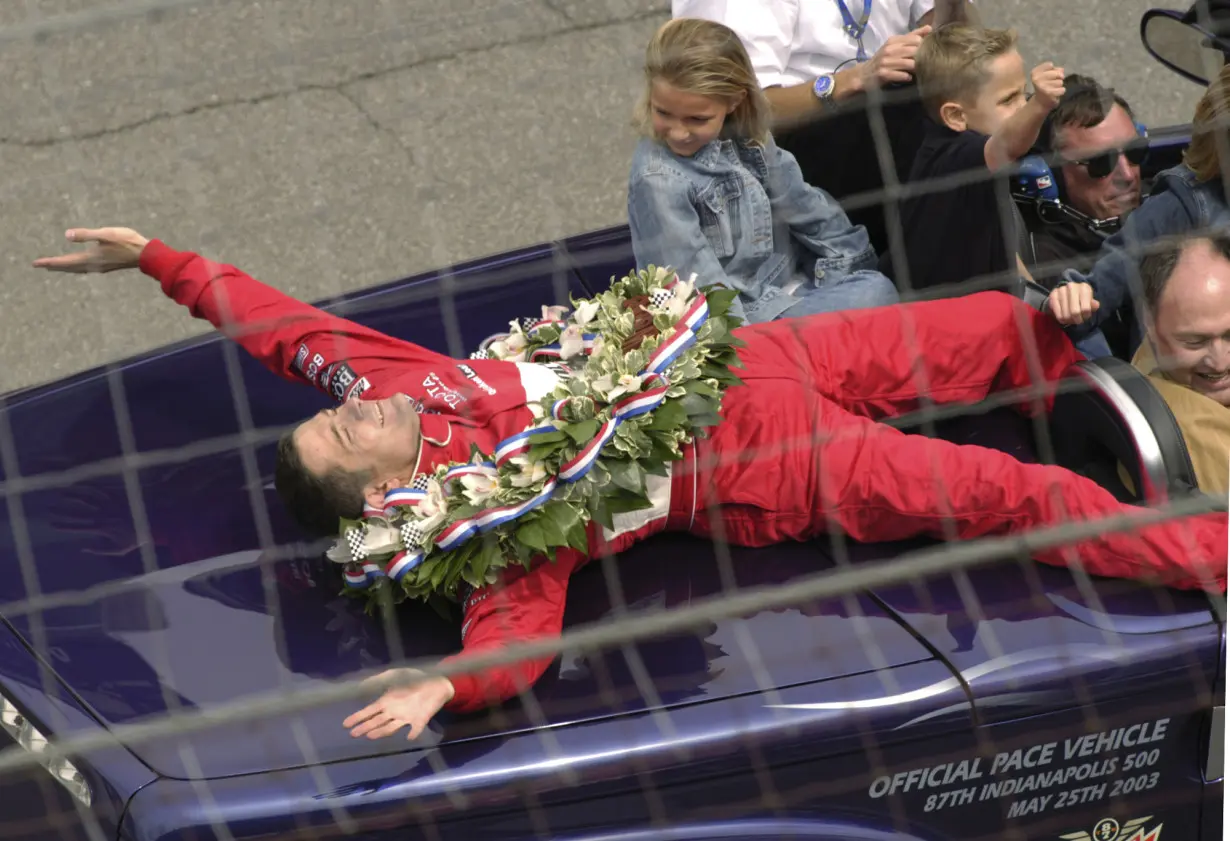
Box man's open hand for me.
[860,25,933,89]
[1030,62,1066,112]
[1047,282,1101,325]
[33,228,149,274]
[343,668,456,741]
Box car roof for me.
[0,226,1218,781]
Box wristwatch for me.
[813,73,837,105]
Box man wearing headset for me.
[1020,75,1145,358]
[1023,75,1146,282]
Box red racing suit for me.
[141,241,1229,714]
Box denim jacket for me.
[627,134,878,324]
[1062,163,1230,349]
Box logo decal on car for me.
[1061,816,1162,841]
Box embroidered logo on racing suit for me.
[456,363,498,396]
[292,343,311,375]
[303,351,327,384]
[327,362,361,402]
[422,372,466,410]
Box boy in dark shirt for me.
[884,25,1065,295]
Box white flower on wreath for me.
[326,522,402,564]
[326,539,351,565]
[661,274,697,321]
[508,455,549,489]
[559,324,586,359]
[572,299,601,327]
[592,372,643,402]
[542,304,570,323]
[489,330,528,362]
[360,524,402,556]
[413,478,450,532]
[459,470,500,505]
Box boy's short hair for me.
[915,25,1019,121]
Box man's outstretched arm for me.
[345,549,585,740]
[34,228,453,402]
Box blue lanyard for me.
[834,0,872,61]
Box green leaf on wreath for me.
[527,429,568,446]
[648,399,688,431]
[690,411,726,429]
[516,520,548,553]
[589,498,616,531]
[704,286,739,316]
[565,519,590,552]
[537,508,569,546]
[564,419,601,445]
[607,458,645,494]
[605,493,654,515]
[544,501,583,536]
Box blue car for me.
[0,15,1224,841]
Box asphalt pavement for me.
[0,0,1203,394]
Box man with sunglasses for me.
[1027,77,1144,271]
[1024,75,1145,357]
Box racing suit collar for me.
[409,413,453,482]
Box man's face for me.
[1056,104,1143,220]
[649,79,738,158]
[293,395,422,503]
[1149,240,1230,407]
[956,49,1028,136]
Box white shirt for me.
[672,0,937,87]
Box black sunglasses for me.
[1068,144,1149,179]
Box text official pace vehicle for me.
[0,10,1225,841]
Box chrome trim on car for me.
[1208,705,1225,782]
[1071,361,1169,505]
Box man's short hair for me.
[1139,233,1230,314]
[274,429,369,537]
[1044,74,1136,151]
[915,24,1019,121]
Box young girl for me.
[627,18,899,325]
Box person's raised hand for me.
[1047,282,1100,326]
[343,667,456,741]
[861,25,933,89]
[1030,62,1066,112]
[32,227,150,274]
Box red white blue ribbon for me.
[342,286,709,592]
[558,374,669,482]
[434,477,558,551]
[385,550,423,582]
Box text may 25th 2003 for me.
[867,718,1170,819]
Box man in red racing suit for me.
[35,227,1228,743]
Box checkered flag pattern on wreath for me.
[649,287,672,308]
[345,524,368,561]
[411,474,432,491]
[400,520,428,549]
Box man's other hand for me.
[344,667,456,741]
[33,227,150,274]
[1047,282,1101,325]
[860,25,932,89]
[1030,62,1066,112]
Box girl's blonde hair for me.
[634,18,771,144]
[1184,64,1230,183]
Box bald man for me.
[1128,233,1230,494]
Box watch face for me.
[814,75,834,97]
